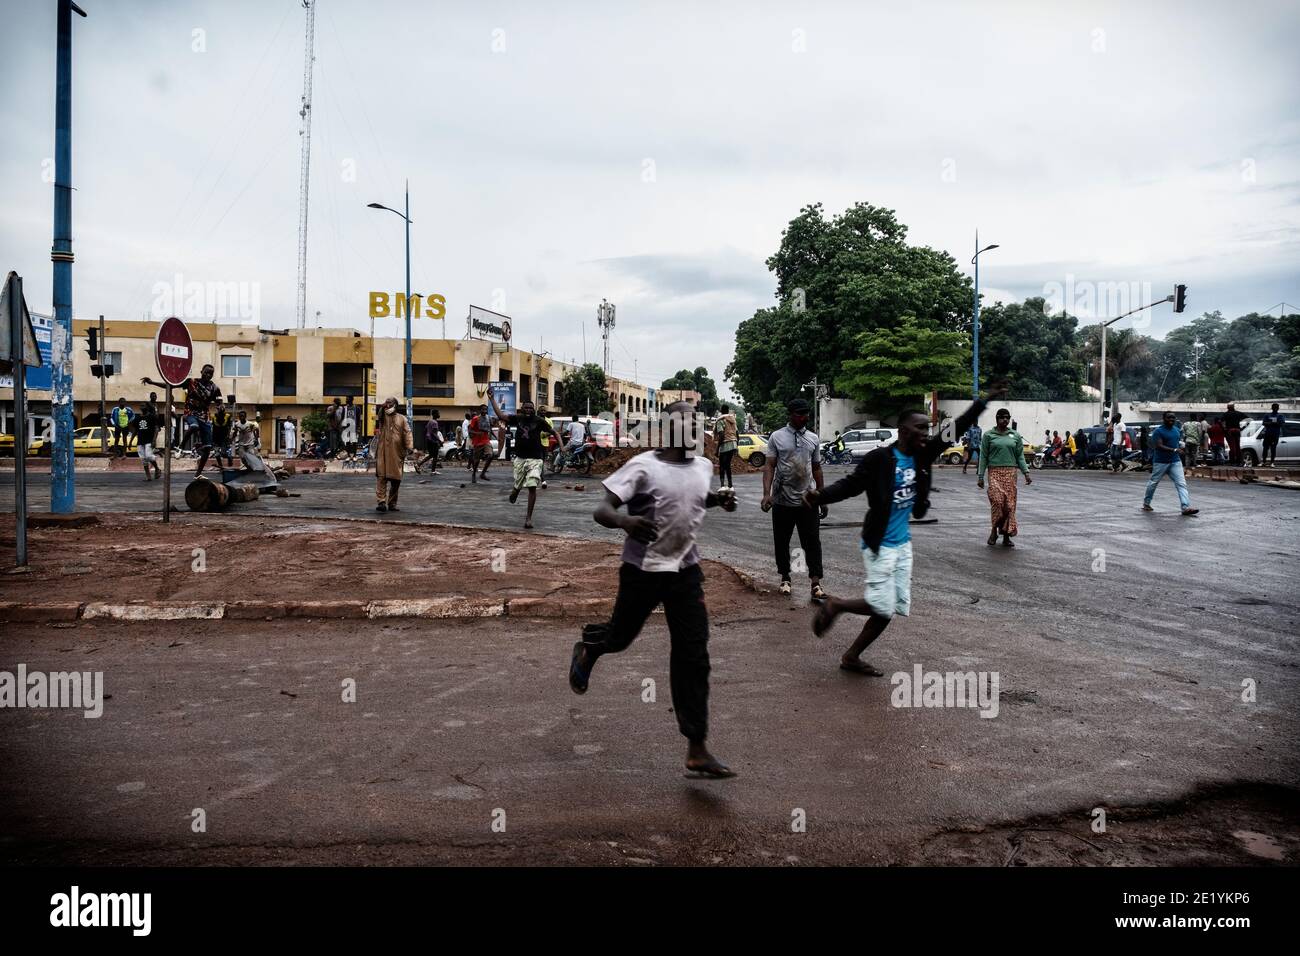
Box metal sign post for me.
[163,385,172,521]
[3,271,42,566]
[153,317,193,523]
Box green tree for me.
[972,297,1084,399]
[1078,326,1153,401]
[559,363,613,417]
[728,202,972,413]
[835,317,969,413]
[301,410,330,440]
[660,367,721,414]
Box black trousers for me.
[772,503,823,580]
[581,562,711,744]
[719,450,735,486]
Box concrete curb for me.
[0,596,615,623]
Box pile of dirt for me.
[0,513,756,612]
[587,434,764,477]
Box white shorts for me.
[862,540,912,618]
[138,444,156,463]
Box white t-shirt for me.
[602,452,713,572]
[566,420,587,445]
[1110,422,1126,446]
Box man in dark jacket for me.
[802,386,1005,675]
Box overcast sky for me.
[3,0,1297,398]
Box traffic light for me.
[1173,284,1187,313]
[85,327,99,360]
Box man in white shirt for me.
[282,418,297,457]
[568,401,737,779]
[1108,412,1126,472]
[565,414,587,452]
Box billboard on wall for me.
[0,312,52,391]
[487,381,516,421]
[467,305,512,344]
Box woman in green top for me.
[977,408,1032,546]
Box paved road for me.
[2,464,1298,863]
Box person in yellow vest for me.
[374,396,413,513]
[109,398,135,456]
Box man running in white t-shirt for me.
[568,401,738,779]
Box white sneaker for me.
[778,580,792,596]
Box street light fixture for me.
[970,232,1000,399]
[367,183,414,422]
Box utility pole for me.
[1097,286,1183,425]
[294,0,317,330]
[98,314,106,454]
[50,0,86,514]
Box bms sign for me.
[368,292,447,319]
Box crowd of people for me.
[121,373,1287,781]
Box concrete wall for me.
[938,399,1097,440]
[817,397,876,438]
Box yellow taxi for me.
[72,426,137,455]
[0,432,47,456]
[736,433,769,466]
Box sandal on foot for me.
[684,758,736,780]
[778,580,792,597]
[840,659,884,676]
[811,583,827,601]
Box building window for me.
[274,362,297,397]
[222,354,251,378]
[473,365,490,384]
[101,351,123,375]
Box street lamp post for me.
[367,181,414,422]
[970,231,1000,399]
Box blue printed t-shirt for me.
[869,447,917,549]
[1152,424,1181,464]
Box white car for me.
[842,427,899,461]
[1240,418,1300,466]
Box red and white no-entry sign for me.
[154,316,193,386]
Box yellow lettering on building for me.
[425,294,446,320]
[369,291,391,318]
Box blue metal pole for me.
[50,0,80,513]
[404,182,412,422]
[972,230,980,400]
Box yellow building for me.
[2,319,653,451]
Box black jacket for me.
[819,398,988,553]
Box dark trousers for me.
[772,503,823,580]
[719,450,735,486]
[1262,436,1278,464]
[581,562,711,743]
[1228,428,1242,464]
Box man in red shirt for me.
[468,403,494,483]
[1207,417,1227,464]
